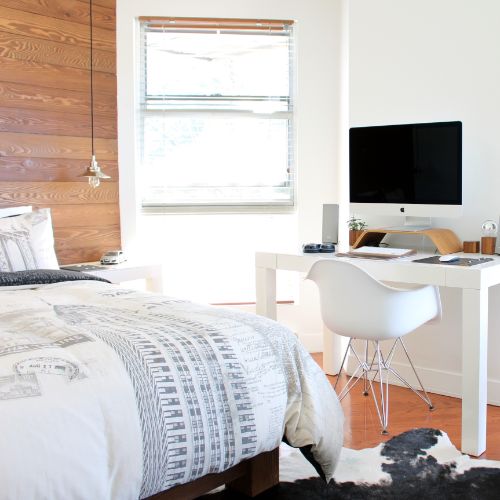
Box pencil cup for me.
[463,241,480,253]
[481,237,496,255]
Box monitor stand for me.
[351,224,462,255]
[385,216,432,232]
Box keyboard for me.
[350,246,416,258]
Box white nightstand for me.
[63,261,163,294]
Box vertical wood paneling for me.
[0,0,120,264]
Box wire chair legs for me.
[334,338,434,434]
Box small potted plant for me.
[348,216,367,246]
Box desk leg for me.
[461,287,488,456]
[323,326,349,376]
[145,266,163,294]
[256,267,277,320]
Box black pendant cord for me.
[89,0,95,156]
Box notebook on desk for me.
[339,246,417,259]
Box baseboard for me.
[345,356,500,407]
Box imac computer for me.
[349,121,462,230]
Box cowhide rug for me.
[205,428,500,499]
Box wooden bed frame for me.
[146,448,279,499]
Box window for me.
[139,17,295,208]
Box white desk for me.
[255,250,500,457]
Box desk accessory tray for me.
[412,256,494,266]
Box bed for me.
[0,207,343,499]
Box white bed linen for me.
[0,281,343,499]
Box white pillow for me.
[0,209,59,271]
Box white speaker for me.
[322,204,339,244]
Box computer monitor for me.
[349,121,462,219]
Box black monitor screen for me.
[349,121,462,205]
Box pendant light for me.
[80,0,110,188]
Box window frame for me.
[138,17,297,212]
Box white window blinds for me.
[139,17,295,208]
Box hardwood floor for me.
[312,353,500,460]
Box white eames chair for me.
[306,259,441,434]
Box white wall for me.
[117,0,345,349]
[349,0,500,403]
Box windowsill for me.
[141,204,296,215]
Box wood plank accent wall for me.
[0,0,120,264]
